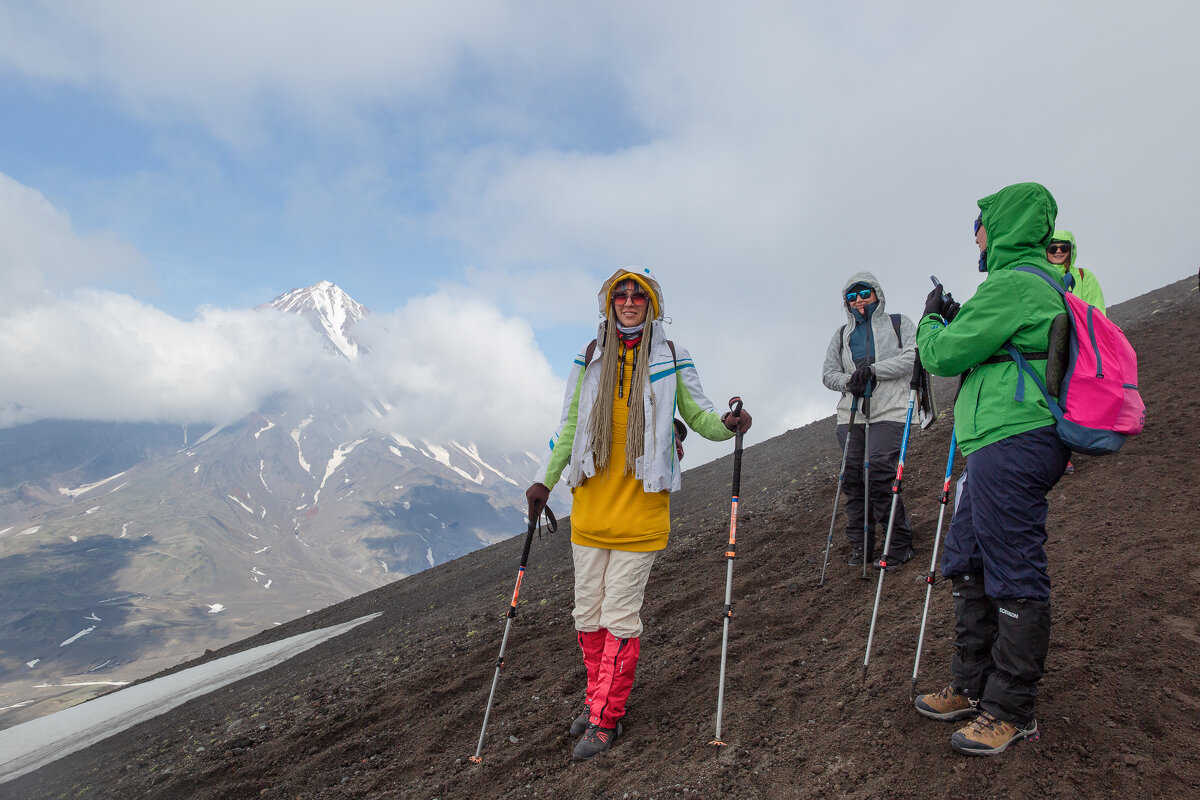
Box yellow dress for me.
[569,343,671,552]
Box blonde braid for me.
[623,322,652,474]
[586,307,654,475]
[587,308,620,473]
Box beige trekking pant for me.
[571,544,659,639]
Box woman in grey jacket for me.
[821,272,917,568]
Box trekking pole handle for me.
[509,506,558,617]
[727,397,744,499]
[909,349,924,389]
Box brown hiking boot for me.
[914,685,978,721]
[950,711,1038,756]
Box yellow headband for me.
[612,273,660,318]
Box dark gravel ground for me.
[8,277,1199,800]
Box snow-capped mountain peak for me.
[262,281,367,359]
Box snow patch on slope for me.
[58,472,127,500]
[423,440,483,484]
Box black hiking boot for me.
[848,548,864,566]
[572,722,622,761]
[875,545,914,570]
[569,706,591,737]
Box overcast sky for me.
[0,2,1194,465]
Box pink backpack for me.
[1004,266,1145,455]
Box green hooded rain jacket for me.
[917,182,1065,455]
[1049,229,1106,313]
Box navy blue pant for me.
[835,420,913,555]
[940,425,1069,724]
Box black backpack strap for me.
[980,351,1049,365]
[890,313,902,347]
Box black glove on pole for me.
[924,284,961,322]
[847,365,873,397]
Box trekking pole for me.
[862,352,923,682]
[911,431,957,700]
[860,384,872,580]
[819,395,860,586]
[469,505,557,764]
[710,397,745,747]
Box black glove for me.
[923,285,945,317]
[722,409,753,433]
[924,285,961,321]
[847,365,873,397]
[525,482,549,522]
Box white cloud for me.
[0,290,329,427]
[0,173,148,302]
[0,286,560,459]
[0,2,601,147]
[1,2,1197,460]
[353,293,561,452]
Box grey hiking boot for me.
[571,722,622,761]
[950,711,1038,755]
[569,705,590,737]
[914,685,979,721]
[875,545,914,571]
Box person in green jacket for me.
[1046,229,1106,313]
[912,182,1071,756]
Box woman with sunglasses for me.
[915,182,1071,756]
[821,273,918,569]
[525,267,750,762]
[1045,230,1106,314]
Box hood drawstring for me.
[618,342,641,405]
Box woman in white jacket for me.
[526,266,750,761]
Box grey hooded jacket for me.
[821,271,917,425]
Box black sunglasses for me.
[973,216,983,234]
[845,288,873,302]
[1046,244,1072,255]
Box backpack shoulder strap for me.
[890,313,902,347]
[1004,343,1064,421]
[1014,265,1069,296]
[666,339,677,365]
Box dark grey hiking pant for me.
[835,420,913,556]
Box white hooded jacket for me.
[536,267,732,493]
